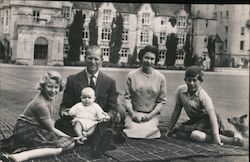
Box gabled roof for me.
[113,2,141,14]
[72,1,95,10]
[152,3,185,17]
[72,2,190,17]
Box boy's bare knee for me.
[191,130,206,142]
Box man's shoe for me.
[95,128,117,153]
[113,131,127,144]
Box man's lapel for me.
[95,72,106,97]
[77,70,89,89]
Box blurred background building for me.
[0,1,249,68]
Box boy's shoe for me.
[0,153,16,162]
[233,136,244,146]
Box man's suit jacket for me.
[59,69,117,120]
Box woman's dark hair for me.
[138,45,159,64]
[184,65,204,82]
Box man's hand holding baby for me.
[62,108,75,121]
[97,112,110,123]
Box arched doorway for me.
[34,37,48,65]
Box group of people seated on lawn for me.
[0,45,244,162]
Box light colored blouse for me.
[175,84,214,119]
[124,68,167,113]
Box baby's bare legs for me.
[84,126,96,137]
[74,121,86,144]
[74,121,83,137]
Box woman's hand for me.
[140,114,152,122]
[131,114,141,123]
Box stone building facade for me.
[0,0,72,65]
[191,4,250,67]
[70,2,190,66]
[215,4,250,67]
[1,1,249,67]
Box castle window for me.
[101,28,111,41]
[140,31,149,43]
[123,13,129,25]
[62,6,70,19]
[82,28,89,40]
[240,41,244,50]
[160,32,166,44]
[241,27,245,36]
[103,9,111,22]
[33,10,40,23]
[122,30,128,42]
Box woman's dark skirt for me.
[0,119,75,153]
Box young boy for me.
[165,65,244,146]
[64,87,110,144]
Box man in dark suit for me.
[55,45,118,157]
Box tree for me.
[109,13,124,64]
[152,34,159,49]
[184,33,194,67]
[89,14,98,46]
[207,35,216,71]
[165,33,178,66]
[67,10,84,63]
[169,17,177,27]
[129,46,138,65]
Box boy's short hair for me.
[81,87,95,97]
[185,65,204,82]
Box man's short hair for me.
[86,45,103,58]
[185,65,204,82]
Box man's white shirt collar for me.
[86,69,99,79]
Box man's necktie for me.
[89,75,96,90]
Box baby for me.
[64,87,110,143]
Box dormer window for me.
[103,9,111,22]
[142,13,150,25]
[177,16,186,28]
[123,13,129,25]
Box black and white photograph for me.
[0,0,249,162]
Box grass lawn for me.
[0,64,249,162]
[0,64,249,132]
